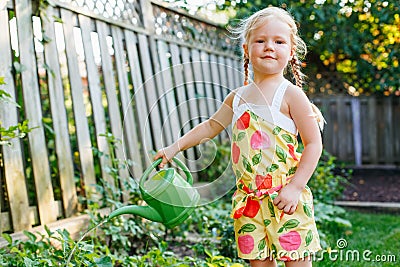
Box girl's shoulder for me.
[284,82,310,103]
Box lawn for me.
[314,208,400,267]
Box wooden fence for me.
[0,0,399,238]
[313,95,400,166]
[0,0,242,235]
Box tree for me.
[166,0,399,95]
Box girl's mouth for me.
[263,55,276,59]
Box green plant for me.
[0,77,35,146]
[0,226,111,266]
[308,149,352,203]
[313,201,352,249]
[197,139,233,183]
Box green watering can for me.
[108,157,200,228]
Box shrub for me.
[308,149,352,203]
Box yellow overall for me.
[231,80,321,261]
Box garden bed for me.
[340,167,400,203]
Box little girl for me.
[154,6,323,267]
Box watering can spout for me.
[108,205,163,223]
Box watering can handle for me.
[140,157,193,187]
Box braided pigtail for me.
[291,55,326,131]
[290,55,304,89]
[243,57,249,86]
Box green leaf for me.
[303,203,313,217]
[267,164,279,172]
[1,233,12,244]
[252,151,262,165]
[23,230,37,242]
[277,219,300,233]
[305,230,313,246]
[268,199,275,217]
[0,76,5,85]
[281,134,294,144]
[237,132,246,141]
[94,256,113,267]
[242,157,252,173]
[250,111,258,120]
[272,126,281,135]
[271,243,278,257]
[264,219,271,227]
[269,192,278,201]
[52,15,63,23]
[44,225,53,237]
[24,258,34,267]
[13,62,27,73]
[287,166,297,176]
[276,145,287,163]
[238,223,256,234]
[258,238,266,251]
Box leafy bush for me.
[0,77,35,146]
[197,139,233,183]
[308,149,352,203]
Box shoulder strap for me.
[271,80,290,110]
[232,87,245,110]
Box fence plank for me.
[320,97,333,154]
[225,57,237,92]
[149,39,173,148]
[394,97,400,162]
[61,9,97,195]
[156,40,181,146]
[78,15,113,190]
[43,7,77,217]
[0,9,31,232]
[191,49,209,122]
[111,26,143,185]
[368,97,378,164]
[200,51,217,114]
[383,97,394,164]
[124,30,152,167]
[209,54,223,103]
[233,57,243,88]
[96,20,130,186]
[208,53,226,141]
[15,0,57,224]
[169,43,197,170]
[181,47,199,126]
[217,55,230,96]
[137,33,163,151]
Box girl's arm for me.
[154,90,236,168]
[273,84,323,214]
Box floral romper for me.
[231,79,321,261]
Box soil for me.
[340,168,400,203]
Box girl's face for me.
[243,18,293,79]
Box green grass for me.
[314,209,400,267]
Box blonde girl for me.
[154,6,323,267]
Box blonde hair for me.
[231,7,306,87]
[231,7,326,130]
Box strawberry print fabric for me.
[231,80,321,260]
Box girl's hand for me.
[153,143,180,168]
[273,182,303,215]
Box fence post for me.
[139,0,154,33]
[351,98,362,166]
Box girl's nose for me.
[264,41,274,51]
